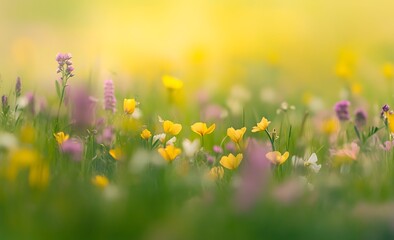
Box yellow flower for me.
[252,117,271,132]
[322,118,339,135]
[335,62,352,79]
[163,120,182,136]
[383,62,394,80]
[20,124,36,144]
[140,129,152,140]
[208,166,224,180]
[109,147,123,160]
[7,148,39,180]
[29,164,50,189]
[54,132,69,145]
[387,112,394,133]
[220,153,243,170]
[92,175,109,189]
[162,75,183,91]
[265,151,289,165]
[227,127,246,143]
[123,98,136,114]
[158,145,182,162]
[351,82,362,95]
[191,122,215,136]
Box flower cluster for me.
[56,53,74,79]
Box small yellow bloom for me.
[109,147,123,160]
[163,120,182,136]
[20,124,36,144]
[92,175,109,189]
[191,122,216,136]
[209,166,224,180]
[123,98,136,114]
[227,127,246,143]
[383,62,394,80]
[335,62,352,79]
[265,151,289,165]
[54,132,69,145]
[140,129,152,140]
[29,164,50,189]
[351,82,362,95]
[158,145,182,162]
[387,112,394,133]
[162,75,183,91]
[252,117,271,132]
[7,148,39,180]
[322,118,339,135]
[9,148,39,168]
[220,153,243,170]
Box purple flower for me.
[1,95,7,108]
[104,79,116,113]
[61,138,84,161]
[56,53,74,78]
[381,104,390,119]
[334,100,350,121]
[70,88,97,129]
[234,139,270,212]
[15,77,21,97]
[96,127,115,146]
[354,109,367,128]
[206,154,215,164]
[383,104,390,112]
[25,92,36,115]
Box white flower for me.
[166,136,177,145]
[182,139,200,158]
[277,101,295,114]
[153,133,166,143]
[226,98,243,116]
[304,153,321,173]
[0,132,18,150]
[230,85,251,102]
[103,185,121,201]
[260,87,277,104]
[131,108,142,119]
[153,133,176,146]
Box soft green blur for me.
[1,0,394,96]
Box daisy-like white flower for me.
[303,153,321,173]
[292,153,321,173]
[182,139,200,158]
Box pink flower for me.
[330,142,360,166]
[61,138,84,161]
[380,140,394,151]
[234,139,270,212]
[104,79,116,113]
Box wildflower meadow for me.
[3,1,394,239]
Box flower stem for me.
[265,129,275,151]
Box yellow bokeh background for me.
[1,0,394,96]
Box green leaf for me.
[55,80,61,98]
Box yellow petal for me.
[205,124,216,135]
[140,129,152,140]
[279,151,289,165]
[123,98,136,114]
[191,122,204,136]
[170,123,182,135]
[162,75,183,90]
[251,126,261,132]
[92,175,109,189]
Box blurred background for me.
[1,0,394,99]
